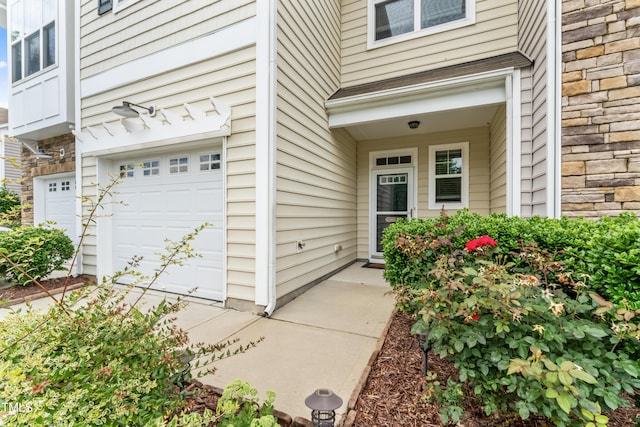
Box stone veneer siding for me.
[561,0,640,218]
[21,133,76,225]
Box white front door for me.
[110,147,224,301]
[370,167,415,262]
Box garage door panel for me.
[44,176,77,246]
[111,148,224,301]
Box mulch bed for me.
[0,274,95,306]
[352,311,639,427]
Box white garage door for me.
[111,148,224,301]
[44,176,78,246]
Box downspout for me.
[73,0,83,274]
[546,0,562,218]
[256,0,278,316]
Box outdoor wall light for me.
[112,101,156,118]
[305,388,343,427]
[408,120,420,129]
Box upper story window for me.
[10,0,57,83]
[370,0,475,47]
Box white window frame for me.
[168,155,190,175]
[119,163,134,179]
[428,142,469,210]
[113,0,140,13]
[198,151,222,173]
[9,0,58,84]
[141,159,161,177]
[368,0,476,49]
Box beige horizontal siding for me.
[2,140,22,193]
[340,0,518,87]
[518,1,548,217]
[79,0,255,78]
[490,105,507,213]
[275,0,357,298]
[79,47,258,300]
[356,127,492,260]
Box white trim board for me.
[80,17,258,98]
[326,70,515,128]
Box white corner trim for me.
[81,17,257,98]
[506,70,521,216]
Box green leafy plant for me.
[390,215,640,426]
[215,379,277,427]
[0,226,74,285]
[0,176,262,426]
[0,185,21,228]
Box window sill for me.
[367,16,475,50]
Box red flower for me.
[471,314,480,321]
[465,235,497,252]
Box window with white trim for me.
[60,180,70,191]
[119,164,134,179]
[9,0,57,83]
[48,182,56,192]
[169,156,189,175]
[429,142,468,210]
[199,153,221,171]
[370,0,474,46]
[97,0,112,15]
[142,160,160,177]
[113,0,141,13]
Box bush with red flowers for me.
[387,214,640,427]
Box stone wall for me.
[561,0,640,218]
[21,133,76,225]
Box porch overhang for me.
[325,52,532,129]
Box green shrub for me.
[0,185,21,228]
[215,379,277,427]
[383,210,640,311]
[0,282,260,426]
[569,214,640,309]
[0,226,75,285]
[390,217,640,426]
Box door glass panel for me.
[377,174,408,211]
[375,172,409,253]
[376,214,404,252]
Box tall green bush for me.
[390,219,640,426]
[0,226,74,285]
[383,210,640,310]
[0,177,265,426]
[0,185,20,228]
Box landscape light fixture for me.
[112,101,156,118]
[408,120,420,129]
[305,388,343,427]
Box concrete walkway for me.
[0,262,395,421]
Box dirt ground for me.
[0,274,94,305]
[352,311,639,427]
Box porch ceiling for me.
[343,104,499,141]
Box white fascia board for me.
[81,17,257,98]
[326,69,513,128]
[78,124,230,158]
